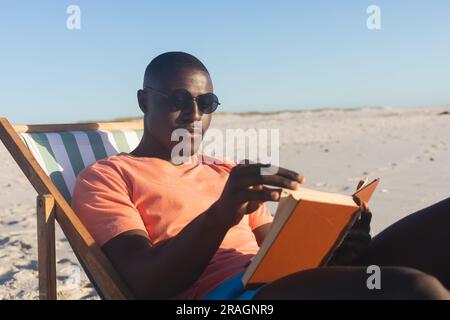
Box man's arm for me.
[104,219,273,299]
[102,163,303,299]
[102,206,229,300]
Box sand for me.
[1,106,449,299]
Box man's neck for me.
[130,132,170,160]
[129,134,196,166]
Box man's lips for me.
[176,126,202,135]
[177,126,200,133]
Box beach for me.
[1,106,449,299]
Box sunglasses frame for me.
[143,86,221,114]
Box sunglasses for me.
[144,86,221,114]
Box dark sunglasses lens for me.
[197,93,220,114]
[168,90,191,111]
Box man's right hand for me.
[211,162,305,228]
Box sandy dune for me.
[1,106,449,299]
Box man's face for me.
[140,68,214,157]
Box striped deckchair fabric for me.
[19,128,144,203]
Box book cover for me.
[242,178,380,288]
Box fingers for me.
[233,174,302,191]
[233,162,302,181]
[361,201,369,212]
[356,177,368,191]
[352,194,370,211]
[246,185,264,213]
[236,187,283,204]
[359,209,372,226]
[230,163,305,191]
[353,205,372,234]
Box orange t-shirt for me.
[71,153,273,299]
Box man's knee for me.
[443,197,450,207]
[408,272,448,299]
[388,267,448,299]
[435,197,450,211]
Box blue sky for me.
[1,1,449,124]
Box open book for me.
[242,178,380,288]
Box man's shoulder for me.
[77,154,128,180]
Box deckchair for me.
[0,117,144,300]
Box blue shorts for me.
[202,272,267,300]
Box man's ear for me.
[137,89,147,114]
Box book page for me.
[282,187,356,207]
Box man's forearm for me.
[129,204,231,299]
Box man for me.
[72,52,450,299]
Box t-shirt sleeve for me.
[71,163,147,247]
[248,203,274,230]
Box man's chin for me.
[188,144,201,157]
[169,141,202,163]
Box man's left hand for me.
[328,204,372,266]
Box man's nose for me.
[183,99,203,122]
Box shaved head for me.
[143,52,210,89]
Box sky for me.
[0,0,449,124]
